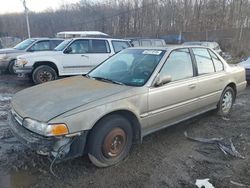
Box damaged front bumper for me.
[8,112,88,162]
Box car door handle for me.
[81,54,89,58]
[188,84,196,89]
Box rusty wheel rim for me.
[38,70,53,83]
[102,128,127,158]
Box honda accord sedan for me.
[9,46,246,167]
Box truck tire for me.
[87,114,133,167]
[8,60,16,74]
[32,65,57,84]
[217,86,235,116]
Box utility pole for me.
[22,0,31,38]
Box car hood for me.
[18,51,60,59]
[12,76,131,122]
[0,48,20,54]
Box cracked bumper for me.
[8,112,89,161]
[14,66,33,74]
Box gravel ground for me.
[0,74,249,188]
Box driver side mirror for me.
[64,47,72,54]
[154,75,172,87]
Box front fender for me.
[49,95,146,134]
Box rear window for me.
[141,40,152,46]
[131,40,139,47]
[91,40,110,53]
[112,41,130,53]
[193,48,215,75]
[209,50,224,72]
[154,40,164,47]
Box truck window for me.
[91,40,110,53]
[112,41,130,53]
[28,40,50,51]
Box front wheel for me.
[217,86,235,116]
[8,60,16,74]
[87,115,133,167]
[32,65,57,84]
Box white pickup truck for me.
[14,38,131,84]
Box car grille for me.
[11,109,23,125]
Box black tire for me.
[217,86,235,116]
[32,65,57,84]
[8,60,16,74]
[87,114,133,167]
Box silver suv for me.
[0,38,63,74]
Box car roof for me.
[69,37,130,42]
[129,45,211,51]
[30,38,64,41]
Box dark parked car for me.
[0,38,64,74]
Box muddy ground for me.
[0,74,249,188]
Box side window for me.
[160,48,193,81]
[29,41,50,51]
[91,40,110,53]
[131,40,139,47]
[112,41,130,53]
[209,50,224,72]
[154,40,164,47]
[50,40,63,49]
[193,48,215,75]
[141,40,151,46]
[68,40,89,54]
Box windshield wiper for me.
[91,76,125,85]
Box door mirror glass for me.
[154,75,172,87]
[64,47,72,54]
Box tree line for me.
[0,0,249,55]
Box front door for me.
[144,48,199,135]
[60,39,91,75]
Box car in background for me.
[127,38,166,47]
[239,56,250,81]
[9,46,246,167]
[14,38,131,84]
[56,31,110,39]
[183,41,222,55]
[0,38,64,74]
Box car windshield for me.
[13,39,36,50]
[54,39,72,51]
[88,49,166,86]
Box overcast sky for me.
[0,0,81,14]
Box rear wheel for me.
[217,86,235,116]
[8,60,16,74]
[87,115,133,167]
[32,65,57,84]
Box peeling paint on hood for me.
[11,76,130,122]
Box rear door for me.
[87,39,112,70]
[145,48,199,134]
[191,47,226,108]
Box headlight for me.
[23,118,69,136]
[16,58,29,67]
[0,54,7,60]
